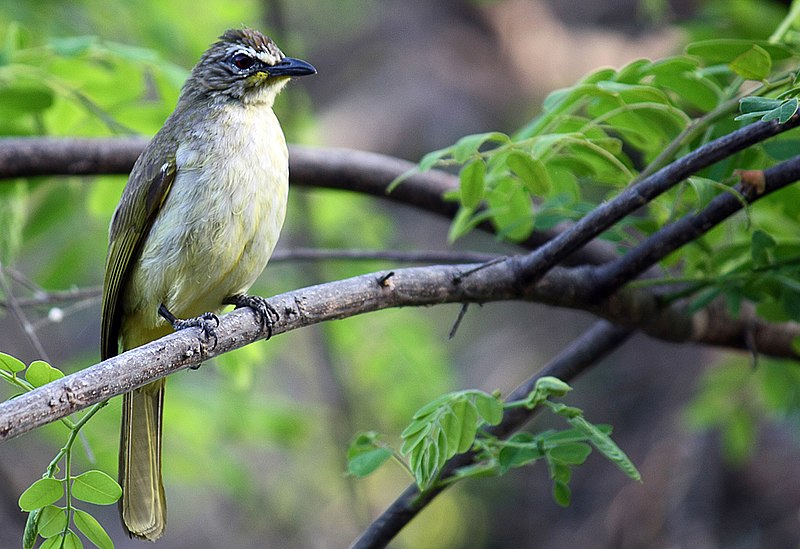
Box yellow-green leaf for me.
[19,478,62,511]
[459,159,486,208]
[71,471,122,505]
[506,151,551,195]
[73,509,114,549]
[729,44,771,81]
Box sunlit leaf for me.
[25,360,64,388]
[0,351,26,373]
[729,44,771,81]
[37,505,67,538]
[459,159,486,208]
[567,415,641,481]
[73,509,114,549]
[71,471,122,505]
[19,478,63,511]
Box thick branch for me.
[1,260,797,443]
[0,138,617,266]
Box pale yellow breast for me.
[122,104,288,349]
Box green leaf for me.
[506,151,551,195]
[452,461,501,480]
[402,390,499,489]
[764,98,799,124]
[452,132,510,163]
[729,44,771,81]
[73,509,114,549]
[567,415,641,481]
[400,422,432,455]
[751,229,776,267]
[548,442,592,465]
[473,393,504,425]
[347,448,393,478]
[552,479,571,507]
[418,147,453,172]
[23,507,41,549]
[652,71,721,112]
[71,471,122,505]
[0,82,54,117]
[721,409,756,464]
[346,431,393,478]
[62,530,83,549]
[0,351,26,373]
[48,35,98,56]
[498,433,544,472]
[455,399,479,454]
[541,425,612,445]
[459,159,486,208]
[739,96,784,114]
[25,360,64,388]
[447,206,495,242]
[485,177,534,242]
[686,39,794,64]
[548,460,572,484]
[19,478,63,511]
[347,431,379,457]
[37,505,67,538]
[536,377,572,398]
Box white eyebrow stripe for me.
[225,46,280,66]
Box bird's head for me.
[186,28,316,106]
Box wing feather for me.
[100,149,177,360]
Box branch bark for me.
[1,256,798,443]
[0,138,618,266]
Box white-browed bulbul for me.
[100,28,315,541]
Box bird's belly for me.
[122,150,287,349]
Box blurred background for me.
[0,0,799,547]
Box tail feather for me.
[119,379,167,541]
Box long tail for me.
[119,378,167,541]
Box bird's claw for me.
[158,304,220,359]
[224,294,279,339]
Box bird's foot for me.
[158,304,219,362]
[223,294,279,339]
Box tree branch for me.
[590,156,800,297]
[1,254,798,443]
[346,150,800,546]
[0,138,618,266]
[513,115,800,283]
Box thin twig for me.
[0,264,51,362]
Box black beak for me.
[268,57,317,77]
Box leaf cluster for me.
[348,377,640,507]
[1,352,119,549]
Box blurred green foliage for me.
[2,0,800,547]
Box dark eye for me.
[231,53,256,71]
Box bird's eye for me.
[231,53,256,70]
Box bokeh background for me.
[0,0,799,547]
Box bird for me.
[100,28,315,541]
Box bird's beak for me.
[268,57,317,77]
